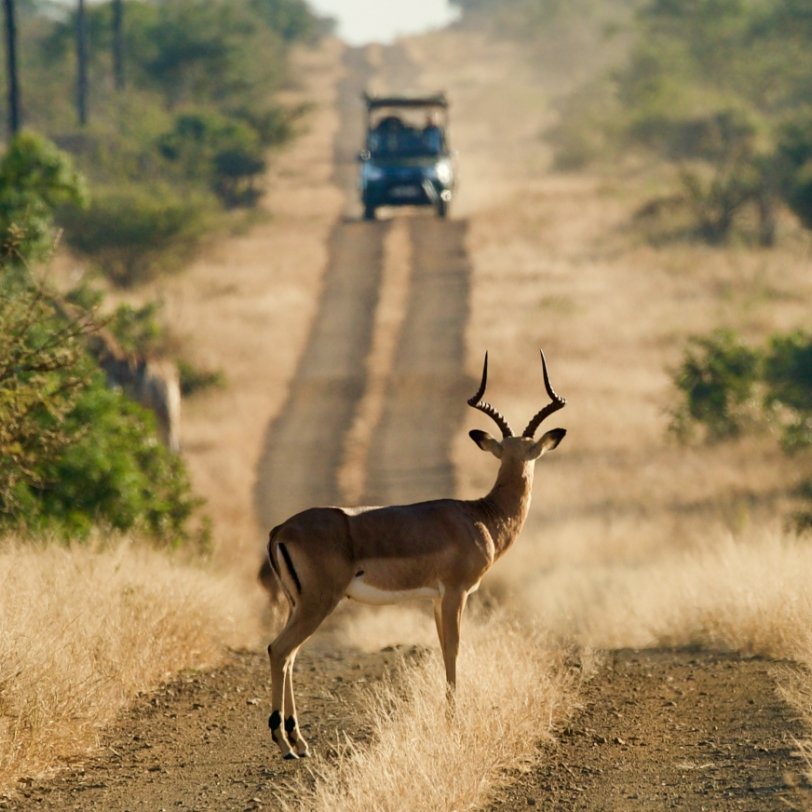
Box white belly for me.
[345,576,442,605]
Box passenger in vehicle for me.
[422,112,444,155]
[369,115,404,156]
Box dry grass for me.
[512,525,812,658]
[0,538,264,791]
[278,612,585,812]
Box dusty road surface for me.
[491,649,808,811]
[5,40,811,812]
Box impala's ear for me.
[469,429,503,458]
[527,427,566,459]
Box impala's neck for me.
[478,458,535,558]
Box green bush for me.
[0,277,91,515]
[786,162,812,229]
[60,183,213,286]
[671,327,812,528]
[776,111,812,229]
[178,358,226,396]
[0,268,205,547]
[0,132,87,262]
[11,374,203,546]
[232,103,300,147]
[670,329,760,442]
[763,331,812,452]
[158,110,267,207]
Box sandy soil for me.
[6,31,812,812]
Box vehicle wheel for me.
[436,199,448,219]
[363,204,376,221]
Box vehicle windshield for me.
[367,114,446,159]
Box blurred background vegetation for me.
[1,0,809,541]
[452,0,812,246]
[450,0,812,526]
[0,0,329,546]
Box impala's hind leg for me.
[283,649,309,757]
[267,594,342,759]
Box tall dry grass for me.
[279,612,585,812]
[0,538,264,791]
[513,525,812,659]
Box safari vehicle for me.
[358,92,456,220]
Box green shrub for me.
[670,329,760,442]
[60,183,213,286]
[671,327,812,528]
[785,160,812,229]
[11,374,204,546]
[763,331,812,452]
[0,277,91,515]
[158,110,267,207]
[0,269,205,547]
[232,102,306,147]
[0,132,87,263]
[178,358,226,396]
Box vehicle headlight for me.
[364,164,385,182]
[428,159,453,185]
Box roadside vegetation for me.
[0,0,324,794]
[0,538,263,791]
[280,614,584,812]
[5,0,325,286]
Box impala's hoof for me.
[283,752,299,760]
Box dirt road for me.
[6,41,810,812]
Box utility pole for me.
[3,0,21,137]
[113,0,125,91]
[76,0,88,126]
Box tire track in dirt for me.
[356,40,473,506]
[363,217,471,505]
[253,47,389,525]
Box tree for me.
[611,0,812,244]
[76,0,89,125]
[3,0,21,136]
[776,108,812,230]
[112,0,124,90]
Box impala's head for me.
[467,350,566,463]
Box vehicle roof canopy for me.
[363,92,449,111]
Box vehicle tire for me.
[363,204,376,221]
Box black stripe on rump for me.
[278,542,302,595]
[267,528,282,581]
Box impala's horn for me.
[467,352,514,438]
[522,349,566,438]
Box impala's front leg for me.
[439,588,468,695]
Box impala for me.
[265,350,566,759]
